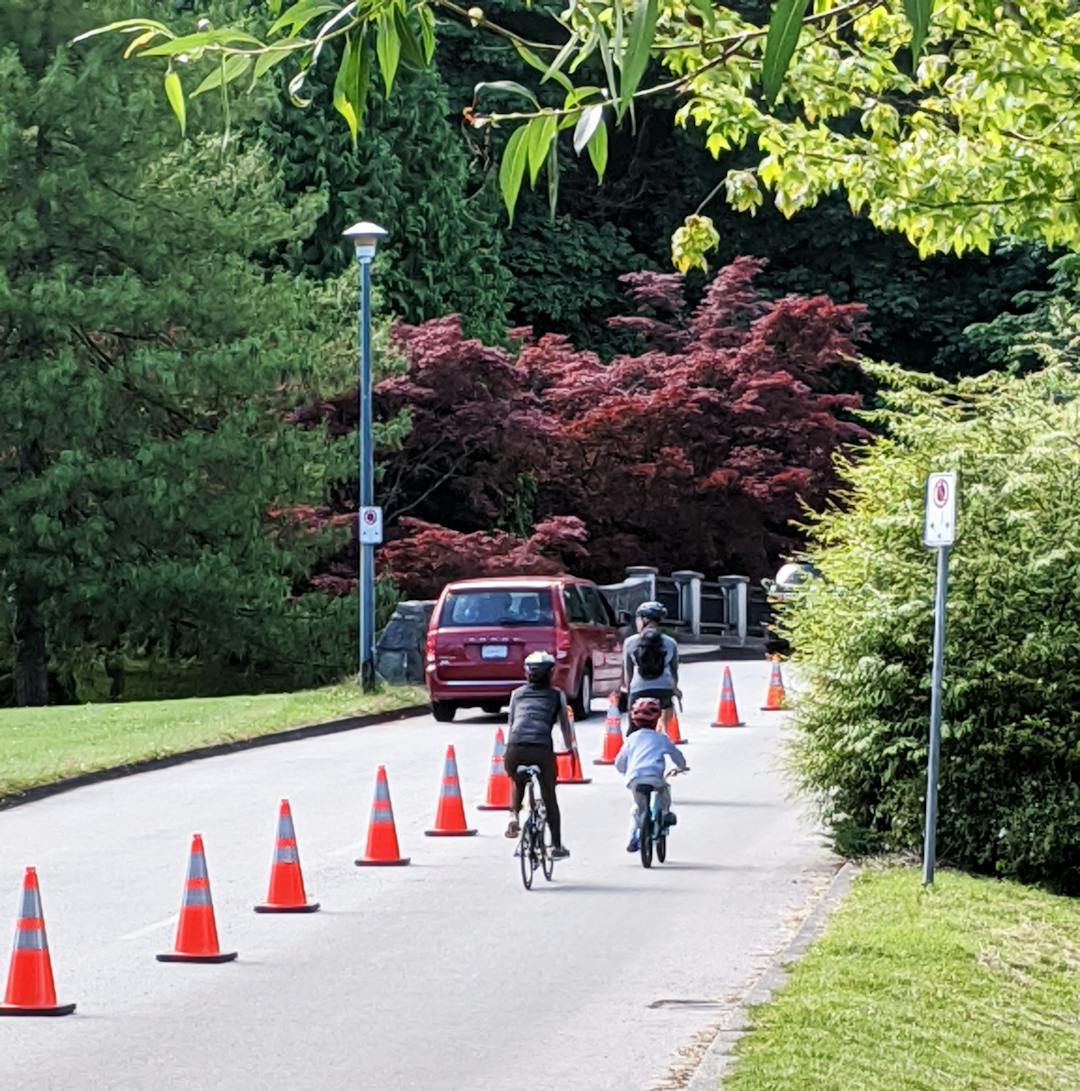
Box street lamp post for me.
[344,220,388,692]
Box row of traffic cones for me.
[1,662,789,1014]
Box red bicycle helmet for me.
[629,697,663,728]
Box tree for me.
[83,2,1080,260]
[782,365,1080,891]
[292,258,869,582]
[259,58,511,341]
[0,3,354,704]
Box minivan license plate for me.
[481,645,509,660]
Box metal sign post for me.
[922,472,957,885]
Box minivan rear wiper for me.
[494,617,548,626]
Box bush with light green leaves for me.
[782,365,1080,892]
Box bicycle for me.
[636,767,688,869]
[515,764,555,890]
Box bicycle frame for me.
[517,765,554,889]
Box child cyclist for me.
[614,697,688,852]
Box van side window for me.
[580,584,616,627]
[562,586,590,625]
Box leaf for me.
[138,30,264,57]
[688,0,717,30]
[332,34,360,142]
[512,40,573,94]
[546,139,559,220]
[191,55,253,97]
[618,0,658,121]
[394,8,426,69]
[573,104,603,154]
[903,0,934,65]
[123,29,161,58]
[527,114,558,185]
[761,0,811,107]
[164,68,186,137]
[418,6,436,64]
[268,0,341,38]
[71,18,173,46]
[586,119,608,182]
[499,124,530,224]
[473,80,539,107]
[376,15,400,94]
[253,43,294,81]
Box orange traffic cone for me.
[556,711,592,784]
[761,660,787,711]
[356,766,411,865]
[424,746,477,837]
[665,706,688,745]
[711,667,745,728]
[0,867,75,1017]
[477,728,513,811]
[255,799,319,913]
[593,695,623,765]
[157,834,237,963]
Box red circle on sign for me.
[363,511,376,524]
[933,480,949,507]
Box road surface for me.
[0,658,835,1091]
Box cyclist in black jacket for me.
[503,651,575,858]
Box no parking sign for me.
[359,506,383,544]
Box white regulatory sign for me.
[923,472,957,547]
[359,505,383,545]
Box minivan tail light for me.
[555,627,571,660]
[425,630,436,663]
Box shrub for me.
[784,366,1080,891]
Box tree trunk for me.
[14,596,49,707]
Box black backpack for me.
[633,629,667,680]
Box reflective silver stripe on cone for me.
[275,845,298,864]
[183,886,213,907]
[187,851,209,882]
[13,926,47,951]
[17,885,42,921]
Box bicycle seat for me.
[516,764,541,777]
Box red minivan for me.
[425,576,626,722]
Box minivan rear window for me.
[440,589,554,628]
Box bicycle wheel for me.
[639,791,654,868]
[540,819,554,881]
[519,823,535,890]
[656,828,667,863]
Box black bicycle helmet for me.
[524,650,556,683]
[635,600,667,623]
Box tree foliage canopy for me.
[82,1,1080,261]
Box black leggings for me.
[503,743,562,848]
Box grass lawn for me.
[0,683,427,802]
[723,867,1080,1091]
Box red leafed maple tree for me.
[293,257,868,596]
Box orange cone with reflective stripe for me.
[255,799,319,912]
[556,710,592,784]
[665,706,688,745]
[356,766,411,865]
[477,728,513,811]
[593,695,623,765]
[157,834,237,963]
[711,667,745,728]
[0,867,75,1017]
[425,746,477,836]
[761,660,787,710]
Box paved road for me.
[0,659,835,1091]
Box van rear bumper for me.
[426,667,574,704]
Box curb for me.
[683,861,859,1091]
[0,703,430,813]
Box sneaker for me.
[626,834,640,853]
[663,812,677,828]
[551,845,570,860]
[505,819,520,839]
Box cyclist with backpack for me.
[503,650,575,859]
[621,601,681,736]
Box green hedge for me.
[783,366,1079,892]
